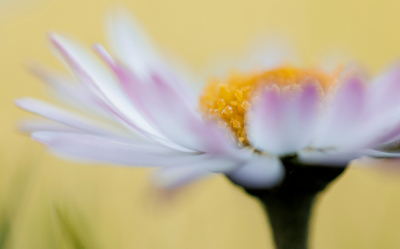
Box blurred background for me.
[2,0,400,248]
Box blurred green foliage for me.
[0,151,100,249]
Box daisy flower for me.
[16,12,400,191]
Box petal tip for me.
[31,131,52,144]
[14,98,31,108]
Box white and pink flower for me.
[16,12,400,189]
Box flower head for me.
[16,12,400,189]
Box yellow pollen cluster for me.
[199,66,338,146]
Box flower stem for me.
[234,156,346,249]
[246,185,317,249]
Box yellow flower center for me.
[199,66,339,146]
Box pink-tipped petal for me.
[368,64,400,114]
[92,41,221,155]
[92,43,116,67]
[49,34,165,140]
[280,84,319,153]
[109,63,242,157]
[248,85,318,156]
[355,66,400,148]
[227,155,284,189]
[248,89,283,154]
[30,64,116,119]
[313,77,366,149]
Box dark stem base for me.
[230,156,346,249]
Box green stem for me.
[231,156,346,249]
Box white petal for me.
[153,156,240,189]
[355,66,400,147]
[106,10,160,78]
[248,84,318,155]
[330,68,400,150]
[227,155,284,189]
[370,123,400,146]
[153,166,212,189]
[363,149,400,158]
[367,64,400,114]
[49,34,175,146]
[297,149,360,166]
[105,12,197,107]
[18,119,81,134]
[282,84,319,153]
[32,131,193,166]
[109,64,243,157]
[15,98,126,138]
[313,77,366,149]
[30,64,111,119]
[137,78,231,154]
[342,101,400,151]
[248,89,283,154]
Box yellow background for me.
[2,0,400,248]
